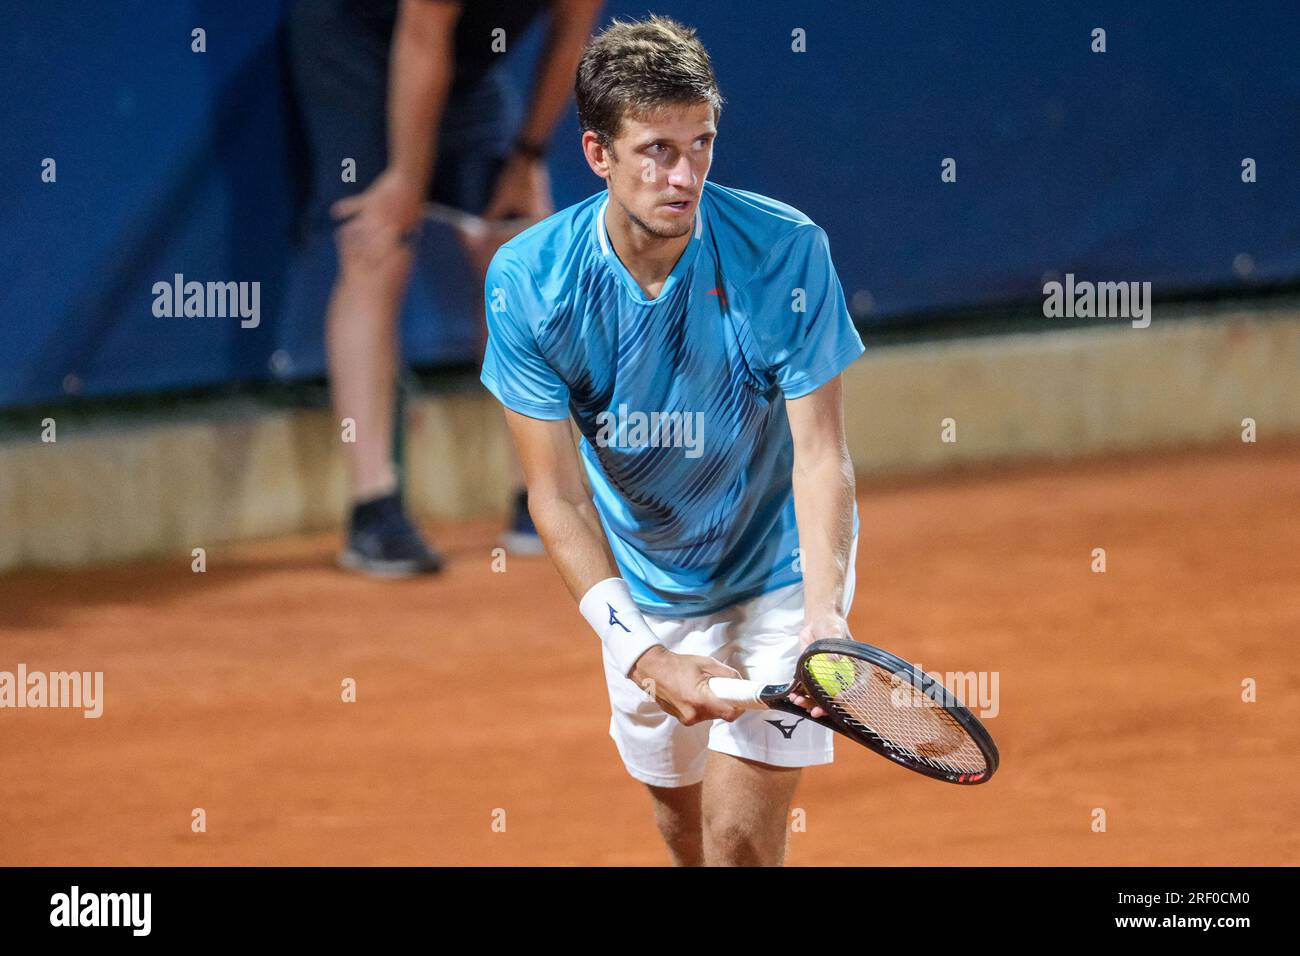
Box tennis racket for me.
[421,202,532,242]
[333,203,531,247]
[708,638,999,785]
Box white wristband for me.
[579,577,661,678]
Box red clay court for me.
[3,440,1296,866]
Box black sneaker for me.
[338,492,444,577]
[499,488,544,555]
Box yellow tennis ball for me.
[807,655,855,697]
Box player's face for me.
[605,102,716,240]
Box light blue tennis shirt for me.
[481,180,864,617]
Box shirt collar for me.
[594,195,705,304]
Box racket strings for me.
[813,655,989,775]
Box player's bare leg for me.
[326,243,413,501]
[645,782,704,866]
[701,752,802,866]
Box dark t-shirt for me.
[340,0,550,86]
[436,0,551,83]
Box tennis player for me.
[482,16,864,866]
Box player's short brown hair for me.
[575,15,724,151]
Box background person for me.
[287,0,603,576]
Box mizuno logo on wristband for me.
[607,605,631,632]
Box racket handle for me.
[423,202,530,240]
[706,678,768,709]
[423,203,487,239]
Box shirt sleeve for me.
[743,223,865,399]
[481,248,571,421]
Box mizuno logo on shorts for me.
[765,718,804,739]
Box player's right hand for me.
[331,169,424,265]
[629,646,744,726]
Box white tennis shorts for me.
[602,537,858,788]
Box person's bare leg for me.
[701,752,802,866]
[645,782,704,867]
[326,243,414,501]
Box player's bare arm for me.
[785,373,856,718]
[503,407,742,725]
[502,408,615,593]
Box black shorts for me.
[286,0,518,233]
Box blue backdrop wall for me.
[2,0,1297,407]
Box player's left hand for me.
[483,154,554,223]
[789,612,852,718]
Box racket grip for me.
[706,677,767,709]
